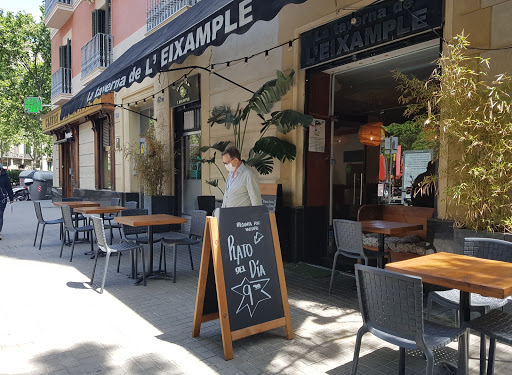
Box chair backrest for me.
[120,208,148,236]
[464,237,512,262]
[333,219,364,256]
[190,210,207,238]
[62,197,83,201]
[355,264,425,345]
[33,201,44,224]
[111,197,121,206]
[125,201,138,209]
[60,205,75,231]
[91,216,108,251]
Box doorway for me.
[61,137,77,198]
[174,106,201,214]
[328,41,440,220]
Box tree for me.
[0,6,52,168]
[395,34,512,232]
[200,70,313,192]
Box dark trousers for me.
[0,199,6,232]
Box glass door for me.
[181,131,201,213]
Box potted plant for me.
[394,34,512,251]
[200,70,313,194]
[125,125,173,231]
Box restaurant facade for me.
[42,0,512,264]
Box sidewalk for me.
[1,201,511,375]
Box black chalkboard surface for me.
[217,206,284,331]
[193,206,293,360]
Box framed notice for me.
[309,118,325,153]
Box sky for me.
[1,0,44,18]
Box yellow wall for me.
[437,0,512,220]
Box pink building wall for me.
[50,0,145,78]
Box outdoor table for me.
[114,214,187,283]
[386,252,512,374]
[359,220,423,268]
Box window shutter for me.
[102,120,110,148]
[59,46,66,68]
[92,10,106,36]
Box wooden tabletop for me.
[73,206,126,214]
[114,214,187,227]
[53,201,100,208]
[360,220,423,235]
[386,252,512,299]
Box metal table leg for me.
[377,233,385,268]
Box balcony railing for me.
[81,33,113,79]
[51,67,72,98]
[44,0,73,18]
[146,0,201,32]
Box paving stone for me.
[0,201,510,374]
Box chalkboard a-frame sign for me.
[192,206,293,360]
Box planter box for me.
[143,195,177,233]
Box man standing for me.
[221,146,262,208]
[0,163,14,240]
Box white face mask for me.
[225,162,236,173]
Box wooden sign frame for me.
[192,212,293,360]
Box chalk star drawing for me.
[254,232,264,244]
[231,277,271,317]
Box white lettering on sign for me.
[85,0,254,104]
[228,235,253,265]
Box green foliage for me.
[6,170,21,185]
[205,70,313,176]
[0,7,52,165]
[384,121,428,151]
[124,126,165,196]
[395,34,512,232]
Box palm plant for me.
[200,70,313,191]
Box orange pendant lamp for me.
[358,122,384,147]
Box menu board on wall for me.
[309,118,326,153]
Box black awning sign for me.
[169,74,200,108]
[300,0,443,69]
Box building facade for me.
[42,0,512,263]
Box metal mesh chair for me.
[33,201,63,250]
[426,238,512,371]
[159,210,206,282]
[62,197,87,224]
[352,264,463,375]
[462,309,512,375]
[104,197,122,242]
[90,216,146,294]
[59,205,94,262]
[125,201,137,209]
[329,219,391,293]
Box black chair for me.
[426,238,512,371]
[60,205,94,262]
[352,264,463,375]
[159,210,206,282]
[329,219,390,294]
[197,196,215,216]
[90,216,146,294]
[462,309,512,375]
[33,201,63,250]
